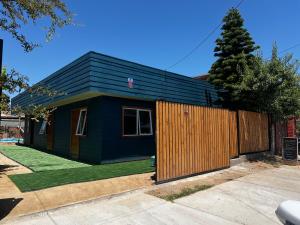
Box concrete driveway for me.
[3,166,300,225]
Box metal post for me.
[0,39,3,128]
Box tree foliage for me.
[0,67,64,121]
[0,0,72,120]
[209,8,258,108]
[235,45,300,121]
[0,0,73,52]
[0,67,28,111]
[12,84,66,121]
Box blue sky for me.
[1,0,300,86]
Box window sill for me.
[122,134,153,137]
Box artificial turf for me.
[9,159,154,192]
[0,145,89,171]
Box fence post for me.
[236,110,240,156]
[268,114,275,154]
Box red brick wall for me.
[287,117,296,137]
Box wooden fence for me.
[238,110,269,154]
[229,111,238,158]
[156,101,230,182]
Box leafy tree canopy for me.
[0,67,28,112]
[1,67,64,121]
[0,0,72,121]
[235,45,300,121]
[0,0,73,52]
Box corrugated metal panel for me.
[12,51,219,108]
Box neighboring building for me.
[0,113,24,128]
[274,116,299,155]
[193,74,209,81]
[12,52,219,164]
[0,113,24,139]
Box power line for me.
[266,43,300,59]
[166,0,246,70]
[278,43,300,55]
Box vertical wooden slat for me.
[229,111,238,158]
[175,103,180,177]
[156,101,160,180]
[162,102,167,180]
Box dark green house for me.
[12,51,218,164]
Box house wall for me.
[25,96,155,163]
[27,97,102,163]
[52,97,103,163]
[100,96,155,161]
[23,116,31,145]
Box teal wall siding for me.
[89,52,218,106]
[32,120,47,150]
[100,96,155,161]
[11,52,92,107]
[52,107,71,156]
[78,97,102,163]
[12,51,219,109]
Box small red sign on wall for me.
[128,78,133,88]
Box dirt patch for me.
[148,161,277,201]
[0,143,18,146]
[160,184,214,202]
[247,153,284,167]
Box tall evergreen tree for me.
[209,8,258,108]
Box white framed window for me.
[123,108,153,136]
[76,108,87,136]
[39,120,47,135]
[138,109,153,135]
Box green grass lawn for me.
[10,159,154,192]
[0,145,89,171]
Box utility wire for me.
[166,0,246,70]
[278,43,300,55]
[266,43,300,59]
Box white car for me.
[276,200,300,225]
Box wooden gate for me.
[238,110,269,154]
[156,101,230,182]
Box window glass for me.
[39,120,47,135]
[123,109,137,135]
[139,110,152,135]
[76,109,87,135]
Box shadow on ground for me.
[0,198,22,220]
[0,164,18,174]
[247,153,282,167]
